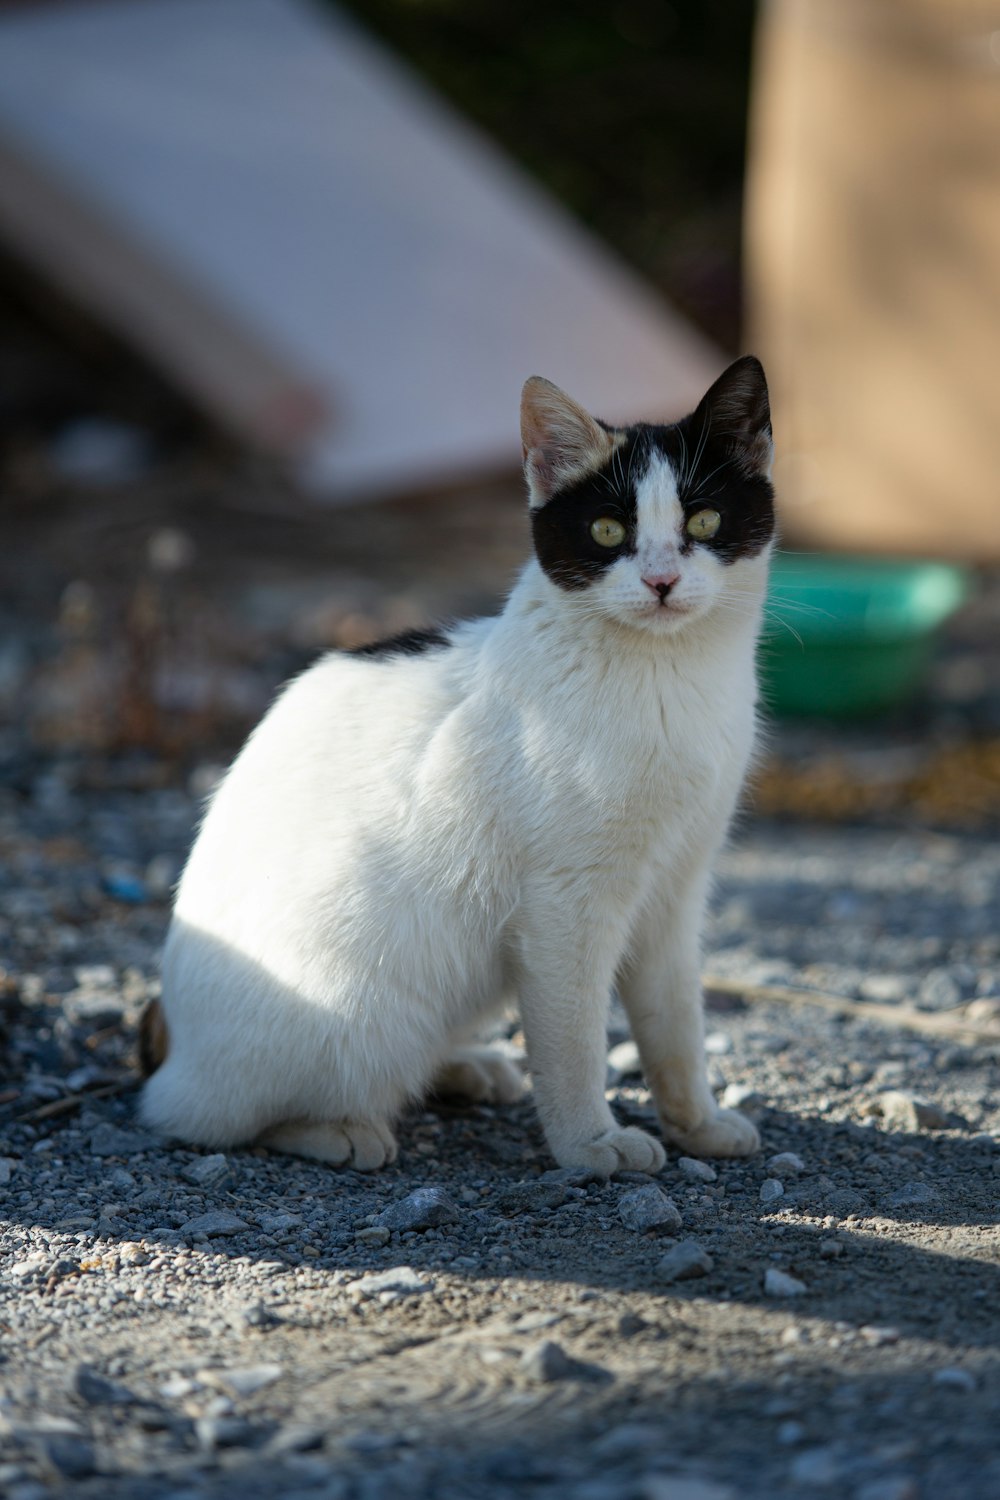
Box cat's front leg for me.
[515,901,666,1177]
[618,878,760,1159]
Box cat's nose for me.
[642,573,680,600]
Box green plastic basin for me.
[759,553,968,719]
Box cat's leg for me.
[617,874,759,1159]
[258,1118,398,1170]
[515,899,666,1176]
[432,1043,525,1105]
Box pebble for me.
[89,1123,152,1158]
[854,1479,918,1500]
[495,1181,569,1215]
[195,1415,256,1450]
[519,1339,608,1384]
[38,1436,97,1479]
[789,1446,841,1485]
[214,1364,284,1397]
[677,1157,717,1183]
[654,1240,714,1283]
[181,1154,233,1188]
[764,1268,807,1297]
[759,1178,784,1204]
[374,1186,461,1232]
[177,1210,252,1238]
[637,1478,736,1500]
[879,1091,958,1132]
[73,1364,138,1406]
[355,1226,391,1247]
[350,1266,433,1300]
[607,1040,642,1081]
[766,1152,805,1176]
[884,1182,939,1210]
[720,1084,765,1114]
[618,1184,683,1234]
[704,1031,732,1055]
[932,1367,977,1391]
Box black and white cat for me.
[140,356,775,1176]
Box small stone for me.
[884,1182,938,1210]
[182,1154,233,1188]
[721,1084,765,1114]
[859,974,909,1004]
[355,1226,391,1247]
[496,1181,569,1215]
[879,1091,957,1132]
[214,1364,283,1397]
[0,1158,14,1187]
[704,1031,732,1055]
[855,1479,918,1500]
[73,1365,138,1406]
[89,1123,152,1158]
[607,1040,642,1081]
[776,1421,806,1446]
[677,1157,717,1183]
[519,1339,608,1384]
[618,1184,683,1234]
[178,1210,251,1238]
[195,1416,256,1450]
[637,1477,736,1500]
[859,1325,900,1346]
[266,1424,326,1455]
[932,1367,976,1391]
[966,997,1000,1028]
[766,1152,805,1176]
[350,1266,432,1300]
[38,1436,97,1479]
[759,1178,784,1204]
[655,1240,714,1283]
[374,1187,461,1232]
[764,1268,807,1297]
[789,1446,841,1485]
[256,1212,302,1236]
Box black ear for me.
[692,355,772,476]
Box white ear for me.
[520,376,617,507]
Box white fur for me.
[142,452,771,1174]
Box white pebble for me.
[766,1152,805,1176]
[764,1268,807,1297]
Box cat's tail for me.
[137,998,170,1077]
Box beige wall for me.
[746,0,1000,559]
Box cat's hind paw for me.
[432,1045,525,1105]
[554,1125,666,1178]
[661,1106,759,1159]
[259,1118,398,1170]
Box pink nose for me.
[642,573,680,600]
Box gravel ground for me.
[1,753,998,1500]
[1,437,998,1498]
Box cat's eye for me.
[686,508,721,541]
[590,517,626,548]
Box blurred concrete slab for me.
[0,0,723,500]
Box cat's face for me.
[521,357,775,637]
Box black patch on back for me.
[348,627,453,660]
[531,412,774,591]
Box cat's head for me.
[521,357,775,636]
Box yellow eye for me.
[590,517,626,548]
[686,508,721,541]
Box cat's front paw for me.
[661,1106,759,1159]
[555,1125,666,1178]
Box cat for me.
[139,355,774,1176]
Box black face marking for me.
[530,431,643,590]
[348,627,453,660]
[529,359,775,590]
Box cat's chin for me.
[610,601,705,637]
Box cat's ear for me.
[691,356,773,477]
[520,376,617,507]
